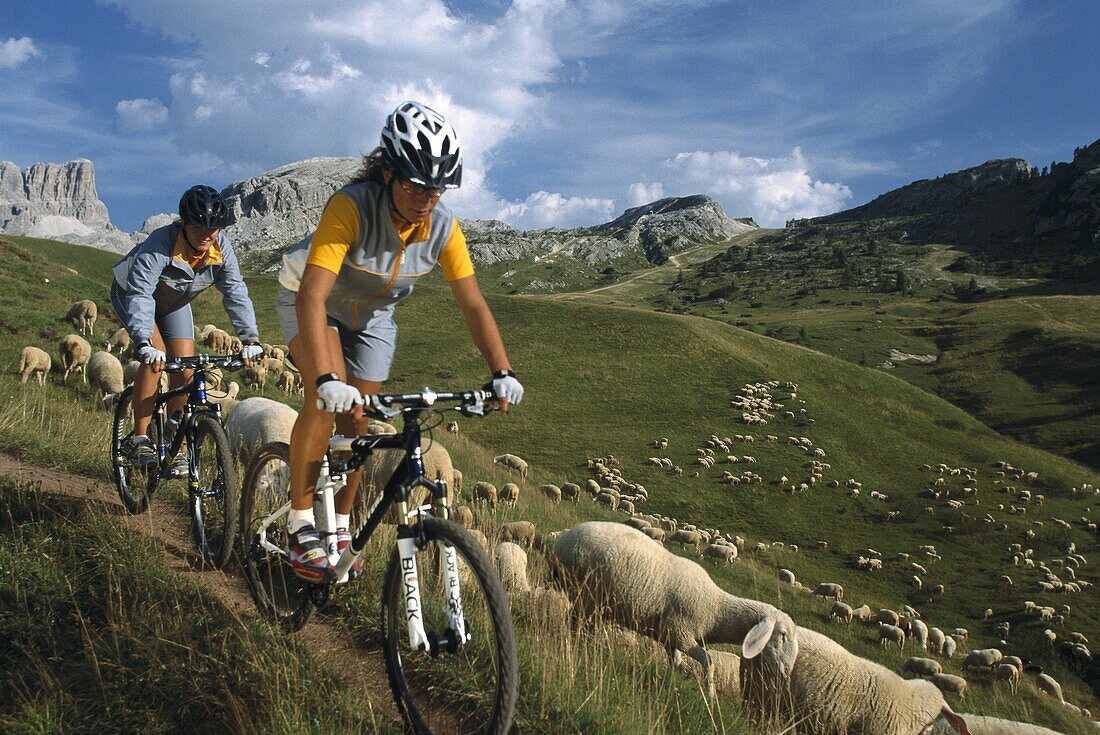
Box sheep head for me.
[920,704,972,735]
[741,609,799,679]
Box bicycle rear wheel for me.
[110,386,159,515]
[240,442,315,629]
[189,414,238,569]
[381,517,518,735]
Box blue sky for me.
[2,0,1097,232]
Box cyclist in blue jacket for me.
[111,185,264,472]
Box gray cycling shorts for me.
[275,286,397,382]
[110,281,195,342]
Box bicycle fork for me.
[396,522,469,654]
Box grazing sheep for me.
[452,505,474,529]
[929,627,946,653]
[811,582,844,601]
[104,327,131,356]
[875,609,901,627]
[831,602,854,625]
[669,529,704,549]
[87,350,124,401]
[941,637,957,659]
[473,481,499,508]
[243,363,267,390]
[852,604,874,624]
[879,623,906,649]
[683,646,741,702]
[553,522,799,691]
[900,657,943,678]
[18,346,50,385]
[910,619,930,651]
[276,370,297,393]
[224,397,299,466]
[1034,673,1062,701]
[992,664,1020,693]
[492,453,529,479]
[930,673,969,699]
[642,527,666,542]
[499,482,520,507]
[778,568,797,585]
[494,542,531,593]
[769,626,970,735]
[64,299,97,335]
[702,544,737,563]
[500,521,536,549]
[926,713,1064,734]
[961,649,1003,674]
[58,334,92,384]
[540,484,562,505]
[203,327,232,355]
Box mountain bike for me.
[110,353,243,569]
[240,387,518,735]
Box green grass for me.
[1,233,1097,732]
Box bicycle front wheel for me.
[240,442,315,630]
[110,386,158,515]
[382,517,518,735]
[189,414,238,569]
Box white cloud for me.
[628,182,664,207]
[494,190,615,229]
[0,37,42,69]
[116,97,169,131]
[660,147,852,226]
[252,52,271,67]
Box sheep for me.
[499,521,536,550]
[831,602,854,625]
[87,350,124,402]
[900,657,943,678]
[104,327,131,356]
[961,649,1002,674]
[909,619,930,651]
[1034,673,1062,701]
[560,482,581,503]
[499,482,520,507]
[243,363,267,390]
[58,334,91,384]
[928,627,946,652]
[879,623,906,649]
[926,714,1065,734]
[769,626,971,735]
[852,604,874,624]
[930,673,969,699]
[992,663,1020,693]
[224,397,299,467]
[642,526,666,542]
[493,542,531,593]
[473,481,498,508]
[446,420,459,434]
[778,568,797,585]
[276,370,297,393]
[552,522,799,694]
[452,505,474,529]
[539,484,562,505]
[942,637,957,659]
[669,529,704,549]
[64,299,97,335]
[811,582,844,601]
[203,327,232,354]
[702,544,737,563]
[683,646,741,702]
[18,346,50,385]
[492,453,528,479]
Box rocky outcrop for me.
[0,158,131,253]
[464,195,755,267]
[221,156,361,253]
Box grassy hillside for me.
[1,233,1097,733]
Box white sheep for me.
[900,656,943,678]
[493,541,531,593]
[910,619,930,651]
[540,484,562,505]
[992,663,1020,693]
[87,350,124,404]
[931,673,968,699]
[811,582,844,601]
[18,346,50,385]
[552,522,799,690]
[492,453,529,479]
[941,637,957,659]
[926,713,1064,734]
[64,299,97,335]
[224,397,298,466]
[929,627,946,652]
[499,520,536,549]
[104,327,131,355]
[1034,673,1063,701]
[702,544,738,563]
[499,482,520,507]
[770,626,971,735]
[778,568,797,585]
[58,333,91,384]
[473,481,498,508]
[879,622,906,649]
[831,602,854,625]
[961,648,1002,674]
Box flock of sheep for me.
[13,300,1100,734]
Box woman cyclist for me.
[277,101,523,581]
[111,185,264,472]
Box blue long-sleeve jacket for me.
[112,224,260,346]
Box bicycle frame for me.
[254,410,468,653]
[150,369,222,481]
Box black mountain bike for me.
[110,354,243,568]
[240,387,518,735]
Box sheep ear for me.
[742,616,776,659]
[941,706,971,735]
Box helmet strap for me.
[181,225,204,255]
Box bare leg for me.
[334,377,382,517]
[288,329,346,511]
[165,338,195,416]
[133,326,167,436]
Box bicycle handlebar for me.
[165,354,246,373]
[363,386,500,420]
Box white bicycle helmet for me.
[380,101,462,189]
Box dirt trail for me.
[0,452,403,730]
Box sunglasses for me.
[397,179,444,200]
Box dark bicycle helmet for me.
[380,101,463,189]
[178,184,229,228]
